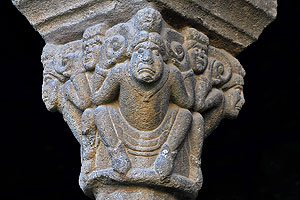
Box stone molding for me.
[12,0,277,55]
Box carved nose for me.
[142,50,154,64]
[240,92,245,105]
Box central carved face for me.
[130,42,164,84]
[224,84,245,119]
[189,43,208,74]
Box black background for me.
[1,0,299,199]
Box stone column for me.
[12,1,277,199]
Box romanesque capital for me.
[12,1,277,199]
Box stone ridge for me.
[12,0,277,55]
[246,0,277,18]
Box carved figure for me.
[93,29,195,178]
[134,7,163,33]
[40,7,246,200]
[83,23,107,71]
[41,43,65,113]
[222,57,245,119]
[203,48,245,138]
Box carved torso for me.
[119,65,170,131]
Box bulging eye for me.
[175,46,183,55]
[235,87,242,94]
[43,75,52,83]
[217,65,224,75]
[153,49,160,56]
[112,42,119,50]
[92,43,97,48]
[62,58,69,66]
[138,48,144,54]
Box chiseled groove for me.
[191,0,276,35]
[34,0,101,29]
[244,0,277,19]
[34,0,255,44]
[188,0,260,40]
[161,0,263,41]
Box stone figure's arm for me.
[170,66,195,109]
[203,93,225,138]
[202,88,224,111]
[64,72,92,111]
[91,66,109,103]
[59,84,82,144]
[92,66,121,105]
[193,76,212,112]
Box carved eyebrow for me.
[193,43,207,50]
[234,85,243,90]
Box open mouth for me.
[85,54,93,62]
[235,106,242,111]
[196,58,205,66]
[137,63,155,75]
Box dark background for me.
[1,0,299,199]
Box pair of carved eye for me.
[194,47,207,56]
[137,48,160,56]
[84,40,101,52]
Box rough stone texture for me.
[39,8,246,199]
[12,1,276,200]
[12,0,277,55]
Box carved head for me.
[42,74,61,112]
[128,31,167,84]
[222,58,246,119]
[41,44,65,112]
[54,40,83,78]
[82,23,107,71]
[183,28,209,74]
[163,28,190,71]
[134,7,162,33]
[41,43,59,69]
[98,23,131,70]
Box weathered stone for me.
[12,1,277,199]
[12,0,277,55]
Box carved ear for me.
[162,28,185,62]
[99,35,128,69]
[208,46,232,87]
[53,40,83,77]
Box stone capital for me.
[12,1,277,199]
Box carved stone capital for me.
[12,1,277,199]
